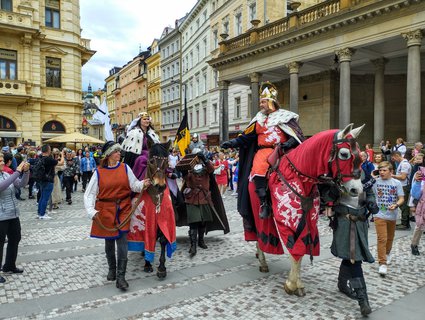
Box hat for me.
[1,146,10,153]
[102,141,121,157]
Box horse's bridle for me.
[147,155,168,180]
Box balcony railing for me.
[80,38,92,50]
[0,79,29,96]
[0,9,32,29]
[220,0,365,54]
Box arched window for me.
[0,116,16,131]
[42,120,65,133]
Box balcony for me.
[0,9,32,30]
[0,79,30,101]
[80,38,92,50]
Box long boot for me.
[189,228,197,257]
[351,277,372,316]
[106,254,116,281]
[116,259,129,290]
[198,226,208,249]
[337,263,356,300]
[254,177,271,219]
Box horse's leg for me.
[256,242,269,273]
[144,260,153,273]
[157,230,167,279]
[284,255,305,297]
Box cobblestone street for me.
[1,189,424,320]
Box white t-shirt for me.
[168,154,179,169]
[396,159,412,187]
[372,178,404,220]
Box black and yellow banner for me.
[174,106,190,156]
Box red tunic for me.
[90,163,132,239]
[127,188,177,262]
[214,159,228,185]
[251,120,288,178]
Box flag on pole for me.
[174,106,190,156]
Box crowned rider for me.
[121,112,160,179]
[221,82,305,222]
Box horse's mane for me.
[149,141,170,158]
[285,129,339,178]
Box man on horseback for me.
[221,81,305,221]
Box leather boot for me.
[116,259,129,290]
[351,277,372,316]
[411,245,420,256]
[106,254,116,281]
[198,226,208,249]
[189,228,197,257]
[337,263,356,300]
[256,189,271,219]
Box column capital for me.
[20,33,33,47]
[402,30,423,47]
[218,80,230,89]
[371,57,388,70]
[286,61,303,74]
[249,72,262,83]
[335,48,356,63]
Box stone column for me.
[20,33,32,82]
[336,48,355,128]
[371,58,388,145]
[286,61,303,114]
[219,80,230,142]
[249,72,261,118]
[402,30,423,143]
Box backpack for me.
[32,158,46,182]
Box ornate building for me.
[0,0,95,146]
[209,0,425,145]
[146,39,161,131]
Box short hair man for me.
[391,151,412,230]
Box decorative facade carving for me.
[371,57,388,70]
[402,29,423,47]
[335,48,355,63]
[286,61,303,74]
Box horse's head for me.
[327,123,364,197]
[146,140,172,193]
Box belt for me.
[96,196,129,204]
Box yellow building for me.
[146,39,161,133]
[105,67,121,134]
[0,0,95,146]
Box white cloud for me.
[80,0,198,91]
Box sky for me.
[80,0,198,92]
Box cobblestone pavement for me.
[1,188,424,319]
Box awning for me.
[0,131,22,138]
[41,132,64,139]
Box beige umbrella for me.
[43,132,104,144]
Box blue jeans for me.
[38,181,54,216]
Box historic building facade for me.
[158,18,185,142]
[105,66,121,133]
[146,40,161,130]
[209,0,425,146]
[0,0,95,146]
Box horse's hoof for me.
[144,265,153,273]
[294,287,306,297]
[157,270,167,279]
[259,265,269,273]
[284,283,294,295]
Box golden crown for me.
[259,81,278,101]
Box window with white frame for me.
[202,73,207,94]
[46,57,61,88]
[203,38,207,58]
[213,30,218,49]
[212,103,218,123]
[248,1,257,23]
[235,12,242,36]
[195,76,199,97]
[196,108,199,128]
[202,102,207,126]
[234,97,241,119]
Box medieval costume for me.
[188,133,207,155]
[84,141,148,290]
[320,176,377,316]
[221,82,304,253]
[121,112,160,177]
[180,152,230,257]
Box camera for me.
[372,169,379,176]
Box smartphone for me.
[372,169,379,176]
